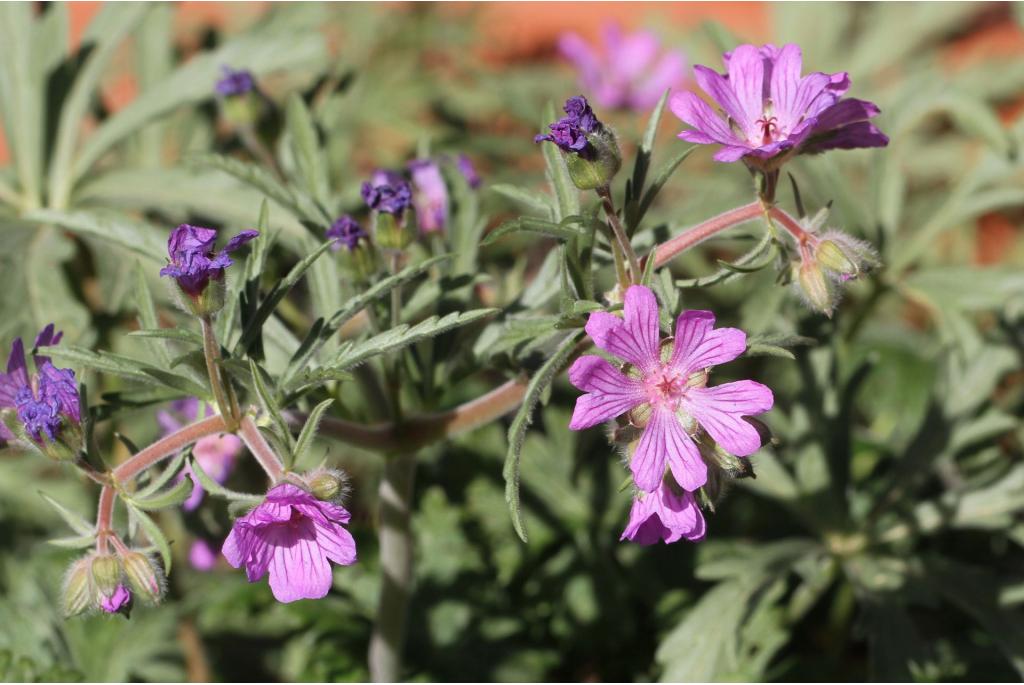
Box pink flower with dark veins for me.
[222,483,357,603]
[568,285,773,493]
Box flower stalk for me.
[237,415,286,481]
[201,316,238,428]
[597,185,640,284]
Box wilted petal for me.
[568,356,644,430]
[811,98,882,132]
[806,121,889,153]
[685,380,774,456]
[621,484,706,545]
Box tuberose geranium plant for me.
[0,36,888,670]
[6,10,1023,679]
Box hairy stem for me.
[237,415,286,481]
[597,185,640,283]
[368,453,417,682]
[200,317,236,427]
[112,414,229,483]
[651,201,764,268]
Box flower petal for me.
[225,229,260,252]
[811,98,882,132]
[724,44,767,133]
[315,519,357,566]
[693,64,756,138]
[567,355,644,430]
[267,521,333,603]
[633,51,686,109]
[805,121,889,153]
[685,380,774,456]
[0,338,29,408]
[585,285,662,372]
[712,145,752,162]
[670,91,742,146]
[769,43,803,126]
[632,408,706,492]
[670,310,746,374]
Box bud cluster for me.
[63,549,165,618]
[535,96,622,190]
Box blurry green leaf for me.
[284,93,330,213]
[25,209,166,262]
[291,399,333,469]
[190,454,262,505]
[123,476,193,511]
[482,216,587,245]
[490,183,554,214]
[38,492,93,536]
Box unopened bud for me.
[62,556,95,617]
[90,554,123,598]
[796,260,834,316]
[565,128,622,191]
[374,212,414,251]
[221,92,258,128]
[815,240,857,276]
[342,241,379,283]
[306,469,348,502]
[120,551,164,606]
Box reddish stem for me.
[112,414,229,482]
[652,201,763,268]
[237,415,286,480]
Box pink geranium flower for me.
[559,23,687,111]
[621,480,706,545]
[222,483,357,603]
[568,285,773,493]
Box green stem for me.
[597,185,640,284]
[200,316,237,428]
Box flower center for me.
[644,367,688,411]
[755,115,779,145]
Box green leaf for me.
[280,254,451,387]
[0,3,42,207]
[291,399,334,468]
[482,216,587,245]
[47,3,149,209]
[190,454,263,505]
[503,331,582,542]
[675,231,775,289]
[127,328,204,346]
[192,153,308,220]
[25,208,167,262]
[124,477,193,511]
[290,309,498,391]
[72,30,327,183]
[745,334,817,360]
[625,89,670,230]
[47,344,208,397]
[248,359,294,451]
[284,93,330,215]
[38,491,94,536]
[490,183,554,214]
[47,534,97,550]
[235,240,333,355]
[132,263,172,366]
[635,145,696,229]
[126,504,173,575]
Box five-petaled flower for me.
[159,225,259,297]
[559,23,687,112]
[568,285,773,494]
[671,43,887,166]
[621,479,706,545]
[223,483,357,603]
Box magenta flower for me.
[568,286,773,493]
[222,483,357,603]
[158,398,241,512]
[621,480,706,545]
[559,23,686,111]
[670,43,888,165]
[189,539,219,572]
[99,584,131,614]
[408,159,449,234]
[159,225,258,297]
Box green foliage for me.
[0,3,1021,682]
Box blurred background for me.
[0,2,1022,681]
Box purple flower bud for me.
[215,66,255,97]
[159,225,258,298]
[456,154,482,189]
[326,215,367,252]
[15,386,61,443]
[361,173,413,216]
[408,159,449,234]
[99,584,132,614]
[1,327,76,447]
